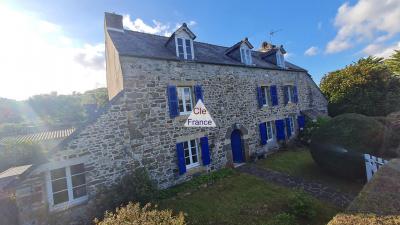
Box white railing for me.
[364,154,388,181]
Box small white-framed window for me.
[240,47,252,65]
[183,139,200,169]
[285,85,296,103]
[177,87,193,115]
[276,51,285,68]
[261,86,272,106]
[289,116,295,134]
[47,163,87,210]
[176,37,194,60]
[266,121,274,141]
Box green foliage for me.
[320,56,400,116]
[266,213,297,225]
[287,191,316,220]
[298,116,331,145]
[159,168,234,199]
[0,88,108,128]
[91,168,159,220]
[0,141,46,172]
[385,50,400,76]
[94,202,186,225]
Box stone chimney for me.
[104,12,123,32]
[259,41,276,52]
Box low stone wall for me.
[328,159,400,225]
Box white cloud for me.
[0,5,106,100]
[122,14,197,37]
[304,46,319,56]
[363,41,400,58]
[325,0,400,54]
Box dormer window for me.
[175,37,194,60]
[276,51,285,68]
[240,47,252,65]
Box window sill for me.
[49,196,88,213]
[186,162,200,170]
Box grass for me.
[158,169,340,225]
[256,148,364,195]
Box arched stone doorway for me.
[231,129,244,163]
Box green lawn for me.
[256,148,364,195]
[159,170,339,225]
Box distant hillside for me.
[0,88,108,136]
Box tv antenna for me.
[269,29,282,42]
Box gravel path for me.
[236,164,356,208]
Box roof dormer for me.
[259,42,287,69]
[165,23,196,60]
[225,38,254,65]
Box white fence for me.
[364,154,389,181]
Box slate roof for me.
[0,128,75,145]
[0,165,32,180]
[108,29,307,72]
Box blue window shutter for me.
[297,115,305,129]
[200,137,211,165]
[270,85,278,106]
[283,86,289,105]
[256,86,263,108]
[167,85,179,118]
[275,120,285,140]
[293,86,298,103]
[285,118,291,137]
[259,123,267,145]
[176,142,186,175]
[194,85,203,103]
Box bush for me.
[91,168,159,220]
[287,191,316,220]
[94,202,186,225]
[0,141,46,172]
[267,213,297,225]
[298,116,331,145]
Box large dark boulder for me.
[309,113,387,179]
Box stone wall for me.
[15,55,327,225]
[120,56,327,188]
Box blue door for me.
[231,129,244,163]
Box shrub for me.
[267,213,297,225]
[91,168,159,220]
[298,116,331,145]
[94,202,186,225]
[0,141,46,172]
[287,191,316,220]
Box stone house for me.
[14,12,327,225]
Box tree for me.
[320,56,400,116]
[0,141,46,172]
[385,49,400,76]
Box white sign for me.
[184,100,216,127]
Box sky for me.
[1,0,400,100]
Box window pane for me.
[70,164,84,175]
[191,146,197,156]
[184,88,192,112]
[183,141,189,150]
[261,87,267,105]
[185,40,192,59]
[73,186,87,199]
[53,190,69,205]
[177,38,183,45]
[51,178,67,193]
[72,174,86,187]
[185,157,190,165]
[50,168,66,180]
[192,155,198,163]
[184,148,189,158]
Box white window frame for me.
[175,37,194,60]
[266,121,274,142]
[46,164,88,212]
[177,87,193,115]
[261,86,271,107]
[286,85,294,103]
[276,51,285,68]
[240,47,252,65]
[183,139,200,169]
[289,116,295,134]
